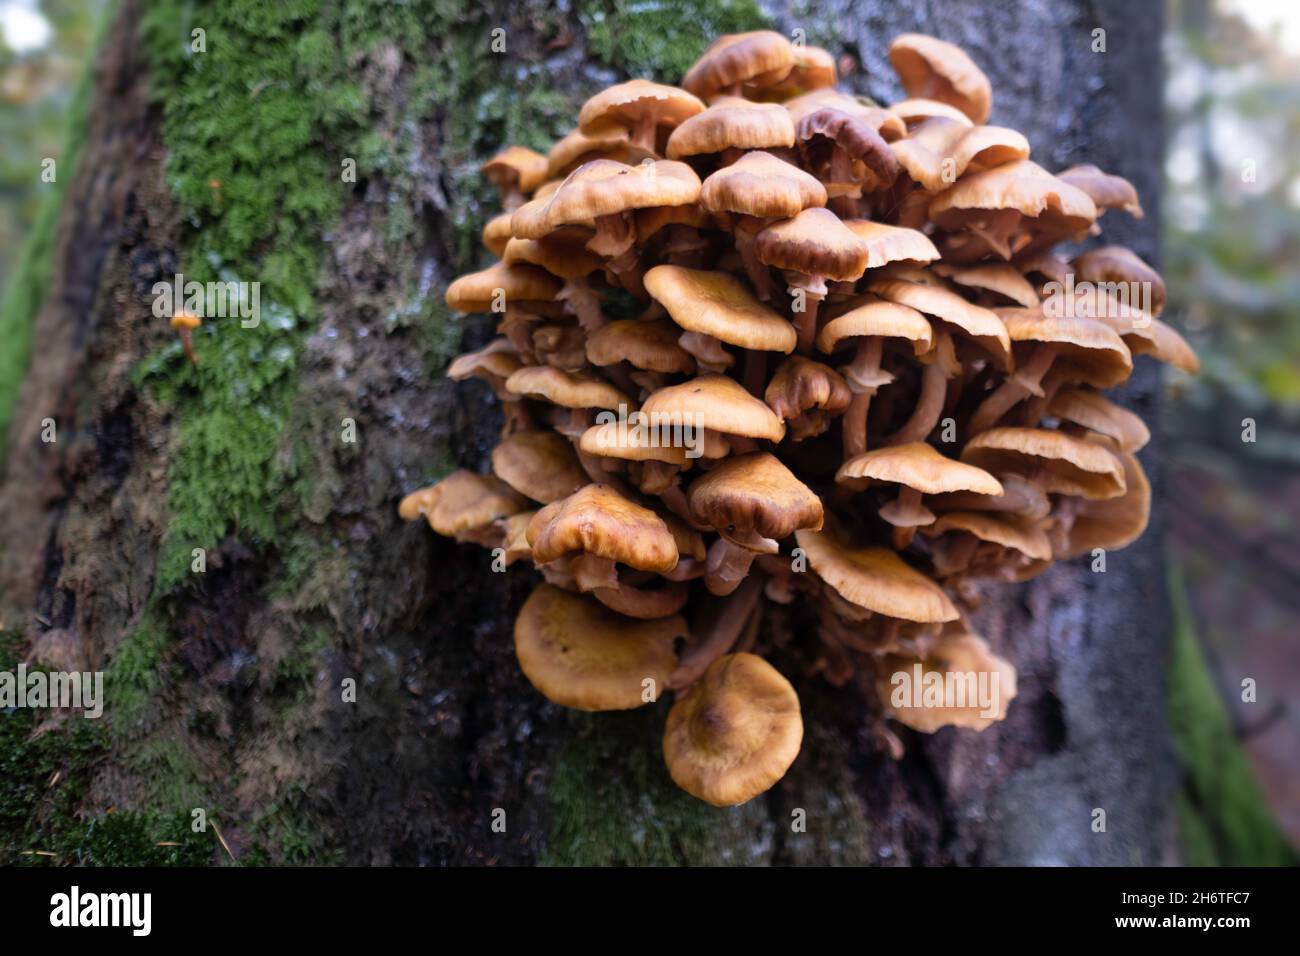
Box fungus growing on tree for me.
[404,30,1196,805]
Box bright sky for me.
[0,0,52,54]
[1226,0,1300,55]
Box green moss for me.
[1168,564,1296,866]
[580,0,771,80]
[0,3,110,463]
[544,706,740,866]
[0,632,210,865]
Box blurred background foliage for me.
[0,0,1294,863]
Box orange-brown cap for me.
[867,277,1010,364]
[786,89,907,140]
[794,527,959,622]
[641,374,786,442]
[751,44,836,100]
[842,220,940,269]
[514,583,684,711]
[665,97,795,159]
[536,159,702,231]
[995,307,1132,389]
[546,127,634,179]
[925,510,1053,562]
[578,420,690,467]
[444,262,561,313]
[482,145,549,195]
[1056,448,1150,558]
[585,318,696,374]
[1057,164,1144,218]
[527,483,679,574]
[682,31,796,99]
[645,265,797,353]
[886,96,975,128]
[687,451,823,544]
[877,628,1017,732]
[397,470,526,538]
[1072,245,1165,317]
[888,33,992,123]
[505,365,632,410]
[663,653,803,806]
[890,117,1028,192]
[502,226,602,279]
[699,150,827,219]
[170,311,201,331]
[1047,386,1151,453]
[961,427,1126,499]
[764,356,852,438]
[482,212,515,258]
[836,442,1003,496]
[756,207,870,281]
[932,262,1040,308]
[446,338,523,394]
[491,430,588,504]
[578,79,705,137]
[816,296,933,356]
[929,160,1098,237]
[1128,318,1199,374]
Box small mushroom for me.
[663,652,803,806]
[665,97,795,162]
[170,310,202,366]
[961,426,1127,500]
[888,33,993,124]
[481,145,548,210]
[397,470,527,546]
[514,583,685,710]
[491,430,588,504]
[682,31,797,100]
[876,626,1017,732]
[578,79,705,153]
[764,355,852,440]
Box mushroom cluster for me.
[403,31,1198,806]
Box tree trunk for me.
[0,0,1171,865]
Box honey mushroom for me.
[405,29,1199,805]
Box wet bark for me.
[0,0,1172,865]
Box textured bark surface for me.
[0,0,1171,865]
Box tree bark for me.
[0,0,1172,864]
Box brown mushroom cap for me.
[1057,163,1144,218]
[794,107,901,193]
[398,470,526,538]
[578,79,705,137]
[502,226,603,279]
[663,652,803,806]
[682,31,796,99]
[764,356,852,425]
[877,628,1017,732]
[756,207,870,281]
[527,483,679,573]
[1129,318,1199,374]
[926,510,1053,562]
[961,426,1126,499]
[786,89,906,140]
[994,307,1133,388]
[444,262,561,313]
[890,117,1029,192]
[170,310,202,331]
[688,451,824,542]
[795,528,959,622]
[1072,245,1166,317]
[528,159,702,235]
[579,420,690,466]
[482,212,515,258]
[645,265,797,353]
[515,583,684,711]
[499,510,537,565]
[1057,449,1150,557]
[929,160,1098,234]
[505,365,632,410]
[641,373,786,442]
[585,318,696,374]
[842,220,940,269]
[933,262,1039,308]
[888,97,975,128]
[1047,386,1151,452]
[666,97,796,159]
[816,297,933,355]
[888,33,992,123]
[699,150,827,219]
[868,277,1010,363]
[752,44,836,100]
[482,145,549,195]
[546,127,633,179]
[447,339,522,388]
[837,442,1004,496]
[491,430,588,504]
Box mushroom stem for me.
[968,344,1058,434]
[591,578,689,619]
[704,537,758,596]
[663,556,707,581]
[559,279,606,334]
[735,220,781,302]
[789,279,825,354]
[588,213,637,259]
[668,573,763,689]
[842,337,885,460]
[678,331,733,373]
[571,554,619,592]
[178,329,198,366]
[842,392,871,460]
[883,340,951,446]
[631,109,659,153]
[658,484,712,532]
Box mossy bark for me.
[0,0,1171,865]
